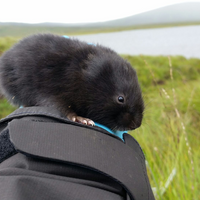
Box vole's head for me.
[79,47,144,131]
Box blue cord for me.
[95,122,127,141]
[63,35,96,46]
[63,35,70,39]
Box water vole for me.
[0,34,144,131]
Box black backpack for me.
[0,107,155,200]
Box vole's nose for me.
[129,119,142,130]
[123,112,143,130]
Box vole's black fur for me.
[0,34,144,131]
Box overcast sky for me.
[0,0,200,24]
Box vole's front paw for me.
[67,113,94,126]
[72,116,95,126]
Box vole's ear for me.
[81,53,98,78]
[81,53,94,70]
[87,53,94,60]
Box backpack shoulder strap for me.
[8,118,155,200]
[0,106,73,163]
[0,106,120,163]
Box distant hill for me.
[0,2,200,37]
[88,2,200,27]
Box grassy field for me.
[0,38,200,199]
[123,55,200,199]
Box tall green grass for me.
[124,55,200,199]
[0,37,18,53]
[0,37,199,199]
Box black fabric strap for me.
[0,107,122,141]
[8,119,154,200]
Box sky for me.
[0,0,200,24]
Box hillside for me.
[91,2,200,27]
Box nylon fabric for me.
[0,107,155,200]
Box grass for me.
[0,39,200,199]
[124,55,200,199]
[0,98,16,118]
[0,37,18,53]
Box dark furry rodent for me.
[0,34,144,131]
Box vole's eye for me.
[118,96,124,103]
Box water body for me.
[73,25,200,59]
